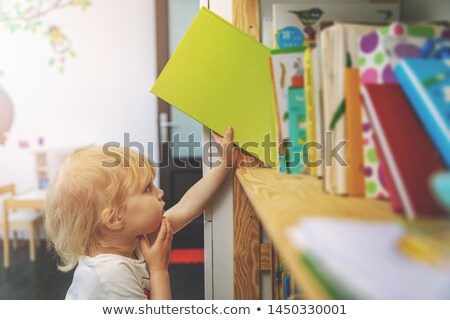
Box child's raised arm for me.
[163,126,237,233]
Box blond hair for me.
[45,146,155,272]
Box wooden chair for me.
[1,184,44,268]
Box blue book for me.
[431,171,450,212]
[395,58,450,167]
[286,87,306,173]
[283,274,291,299]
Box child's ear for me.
[101,208,123,231]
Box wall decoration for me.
[0,0,92,72]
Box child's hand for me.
[211,126,239,168]
[138,218,173,272]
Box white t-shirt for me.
[66,251,150,300]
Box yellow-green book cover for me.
[151,7,278,166]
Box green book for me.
[151,7,278,166]
[287,87,306,174]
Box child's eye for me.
[145,183,152,193]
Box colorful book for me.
[395,58,450,168]
[321,23,382,195]
[359,23,450,199]
[362,84,447,218]
[273,3,399,178]
[383,36,430,69]
[271,247,299,300]
[304,47,317,176]
[287,87,306,174]
[269,49,305,146]
[344,68,365,197]
[151,7,278,166]
[272,2,399,49]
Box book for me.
[359,23,450,199]
[372,133,403,213]
[151,7,278,166]
[395,58,450,168]
[362,84,447,218]
[273,3,400,178]
[272,2,399,49]
[286,217,450,299]
[321,23,381,195]
[431,172,450,212]
[383,35,429,69]
[311,47,324,178]
[269,49,305,145]
[304,47,317,176]
[287,87,306,174]
[271,245,300,300]
[344,68,365,197]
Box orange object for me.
[344,68,365,197]
[291,75,304,88]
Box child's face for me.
[123,180,165,237]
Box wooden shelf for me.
[235,167,397,299]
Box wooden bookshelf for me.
[234,167,397,299]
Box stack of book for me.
[272,247,301,300]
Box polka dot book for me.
[358,23,450,200]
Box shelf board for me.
[235,167,396,299]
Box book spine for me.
[361,86,415,218]
[304,48,317,176]
[269,56,286,172]
[344,68,365,197]
[312,47,324,178]
[287,87,306,173]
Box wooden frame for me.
[231,0,274,300]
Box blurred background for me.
[0,0,204,300]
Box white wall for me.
[0,0,159,191]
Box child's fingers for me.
[155,218,167,244]
[138,235,149,250]
[146,230,158,245]
[224,126,233,141]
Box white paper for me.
[286,218,450,299]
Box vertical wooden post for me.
[232,0,262,299]
[232,0,260,40]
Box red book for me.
[372,134,403,212]
[361,84,446,218]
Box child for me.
[45,127,236,299]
